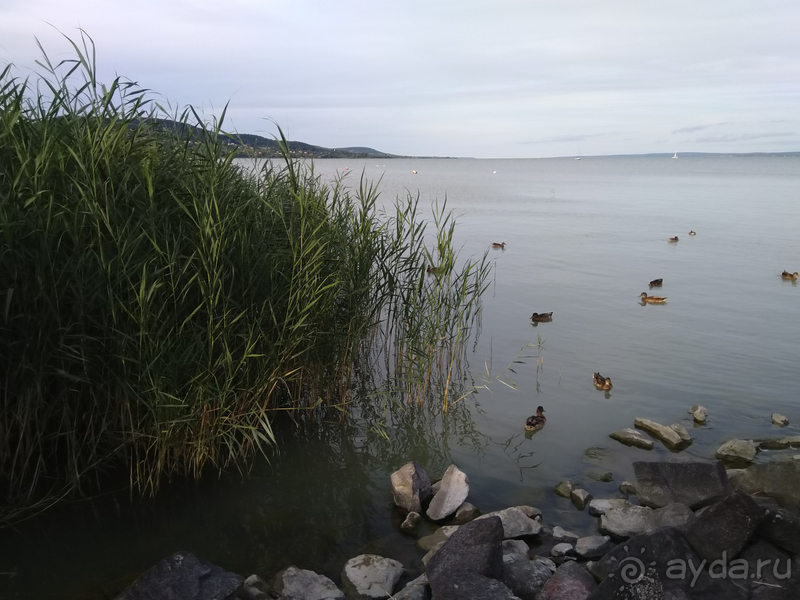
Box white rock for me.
[690,405,708,423]
[571,488,593,510]
[587,498,631,517]
[475,506,542,538]
[390,462,431,513]
[550,543,574,558]
[426,465,469,521]
[716,439,758,464]
[575,535,614,559]
[772,413,790,426]
[669,423,692,443]
[273,566,344,600]
[551,526,580,543]
[340,554,404,600]
[634,417,684,448]
[609,428,654,450]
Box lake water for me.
[1,155,799,599]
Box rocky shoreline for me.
[115,438,800,600]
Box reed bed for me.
[0,36,490,521]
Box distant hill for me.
[142,119,399,159]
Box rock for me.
[758,507,800,555]
[340,554,403,600]
[500,558,555,600]
[451,502,480,525]
[400,511,422,532]
[273,566,344,600]
[599,503,692,539]
[729,459,800,507]
[690,405,708,423]
[390,574,429,600]
[759,437,792,450]
[425,465,469,521]
[681,490,766,563]
[241,575,271,600]
[571,489,593,510]
[550,543,575,558]
[425,517,504,594]
[575,536,614,559]
[538,561,597,600]
[587,498,631,517]
[515,505,542,519]
[390,462,432,514]
[430,480,441,495]
[428,571,520,600]
[555,480,576,498]
[586,471,613,483]
[474,507,542,538]
[589,526,747,599]
[633,460,731,509]
[501,539,529,558]
[633,417,684,449]
[716,439,758,466]
[738,540,800,599]
[669,423,692,443]
[609,428,654,450]
[618,481,637,495]
[420,544,444,567]
[772,413,790,426]
[115,551,243,600]
[416,526,458,552]
[552,526,580,543]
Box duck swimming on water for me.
[531,312,553,323]
[640,292,667,303]
[593,372,613,391]
[781,271,799,280]
[668,236,679,243]
[649,278,663,287]
[689,230,696,236]
[525,406,546,432]
[492,242,506,249]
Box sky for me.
[1,0,799,158]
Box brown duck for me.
[649,278,663,287]
[525,406,546,432]
[640,292,667,304]
[531,312,553,323]
[593,372,613,391]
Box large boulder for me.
[115,551,242,600]
[474,507,542,538]
[758,507,800,555]
[390,462,431,514]
[599,503,693,539]
[427,571,519,600]
[738,540,800,599]
[728,460,800,507]
[538,561,596,600]
[340,554,403,600]
[680,490,766,563]
[633,460,730,509]
[500,556,554,600]
[426,465,469,521]
[716,439,758,466]
[272,566,344,600]
[425,516,504,595]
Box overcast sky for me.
[2,1,799,158]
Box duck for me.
[649,278,663,287]
[640,292,667,303]
[593,372,613,391]
[426,265,441,275]
[531,312,553,323]
[689,230,696,236]
[781,271,799,280]
[668,236,679,243]
[492,242,506,249]
[525,406,546,432]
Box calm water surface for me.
[1,155,798,599]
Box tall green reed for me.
[0,33,490,521]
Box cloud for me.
[518,133,610,145]
[695,132,794,143]
[672,122,731,134]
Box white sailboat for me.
[672,151,678,159]
[575,146,582,160]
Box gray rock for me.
[451,501,480,525]
[554,480,576,498]
[501,557,555,600]
[758,507,800,555]
[599,503,692,539]
[340,554,403,600]
[425,517,505,598]
[515,505,542,519]
[538,561,597,600]
[551,526,580,543]
[550,543,574,558]
[400,511,422,532]
[669,423,692,443]
[618,481,637,495]
[633,417,684,449]
[430,480,441,495]
[716,439,758,465]
[389,574,429,600]
[475,506,542,538]
[681,490,766,563]
[633,460,731,509]
[587,498,631,517]
[729,460,800,507]
[690,404,708,423]
[273,566,344,600]
[425,465,469,521]
[575,535,614,559]
[759,437,793,450]
[240,575,270,600]
[571,488,593,510]
[609,428,654,450]
[416,526,458,551]
[502,539,530,558]
[427,571,520,600]
[390,462,432,514]
[115,551,243,600]
[772,413,790,426]
[738,540,800,599]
